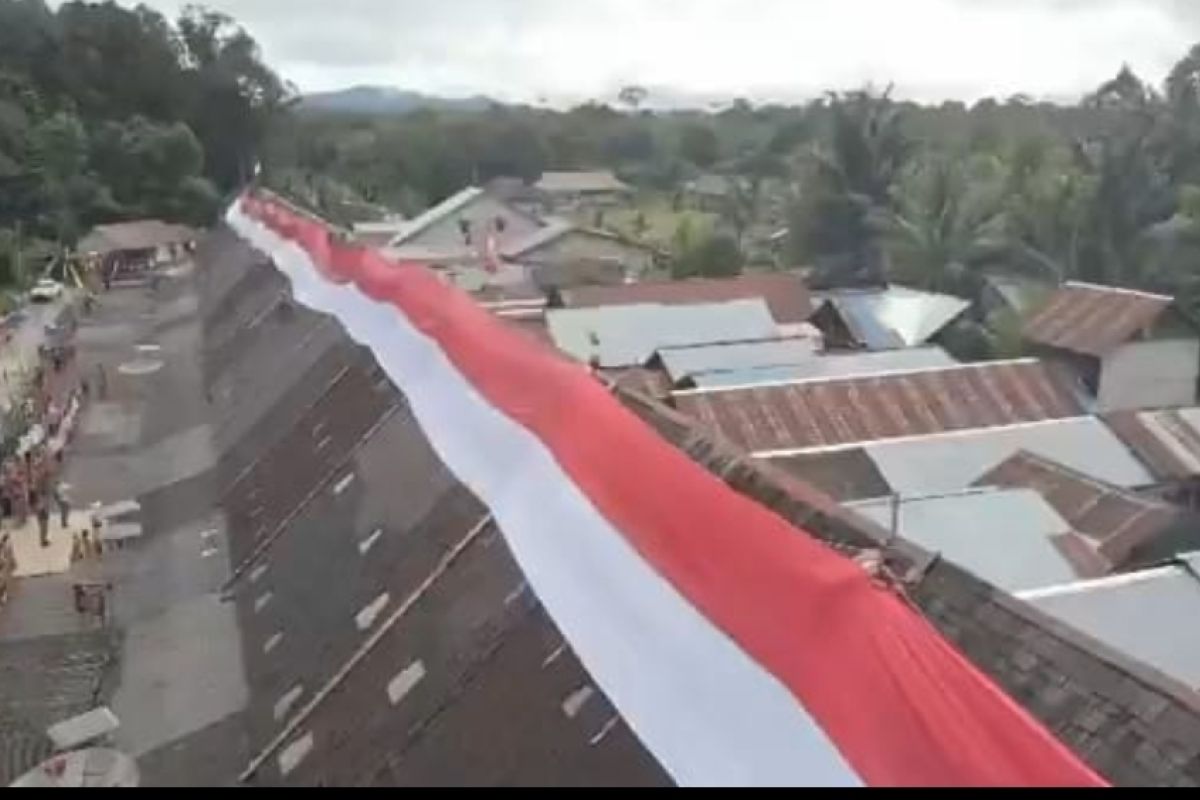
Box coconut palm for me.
[875,153,1006,298]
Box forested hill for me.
[0,0,290,267]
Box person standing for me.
[53,481,70,530]
[34,492,49,548]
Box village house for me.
[683,174,733,212]
[76,219,198,283]
[383,186,543,267]
[501,219,659,284]
[533,170,633,212]
[1023,282,1200,413]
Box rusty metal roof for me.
[975,451,1180,573]
[1104,407,1200,482]
[1023,282,1175,357]
[562,274,813,325]
[672,359,1085,455]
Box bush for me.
[673,232,744,279]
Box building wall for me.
[525,231,654,278]
[406,195,541,251]
[1099,339,1200,413]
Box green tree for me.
[679,123,719,168]
[876,153,1005,298]
[789,89,911,286]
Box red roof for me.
[563,274,813,325]
[1023,282,1174,357]
[672,360,1084,453]
[975,451,1178,573]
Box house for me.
[1023,282,1200,413]
[501,220,658,284]
[683,174,733,212]
[672,359,1084,455]
[810,286,971,351]
[383,187,542,266]
[533,171,632,211]
[545,299,779,369]
[560,273,813,330]
[76,219,198,282]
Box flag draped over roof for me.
[226,191,1105,788]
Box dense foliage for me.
[272,47,1200,316]
[0,0,290,282]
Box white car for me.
[30,279,64,304]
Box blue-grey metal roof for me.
[545,300,778,368]
[1018,553,1200,690]
[847,488,1080,593]
[823,287,971,351]
[864,417,1154,496]
[684,346,956,389]
[656,338,819,384]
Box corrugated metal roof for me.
[535,171,631,194]
[77,219,192,255]
[1018,555,1200,690]
[1104,407,1200,482]
[546,300,778,368]
[1023,282,1175,357]
[502,221,650,261]
[673,359,1083,454]
[864,417,1155,497]
[655,338,820,384]
[847,489,1080,593]
[975,451,1179,572]
[684,346,956,389]
[820,287,971,350]
[563,274,813,325]
[387,187,484,247]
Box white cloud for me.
[123,0,1200,103]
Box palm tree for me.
[875,153,1005,298]
[791,87,912,286]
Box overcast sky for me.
[125,0,1200,106]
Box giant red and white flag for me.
[226,192,1106,788]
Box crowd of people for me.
[0,325,86,549]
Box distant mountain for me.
[300,86,498,115]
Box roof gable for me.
[1023,282,1177,357]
